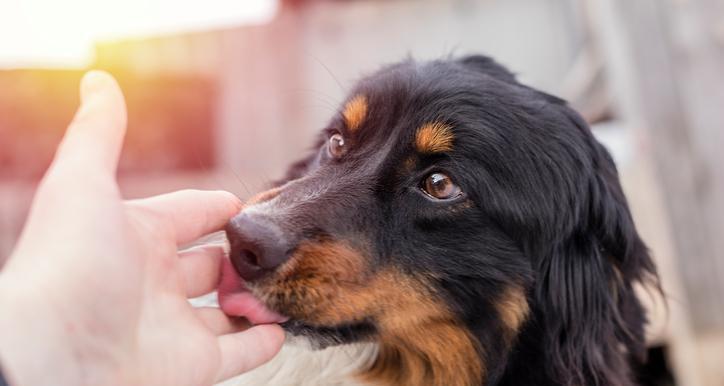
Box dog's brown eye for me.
[422,172,462,200]
[328,133,346,158]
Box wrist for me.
[0,272,85,386]
[0,271,135,386]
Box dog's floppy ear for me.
[457,55,519,85]
[536,112,659,386]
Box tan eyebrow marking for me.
[342,95,368,132]
[415,122,454,153]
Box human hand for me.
[0,72,284,386]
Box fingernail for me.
[80,70,110,101]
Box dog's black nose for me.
[225,213,291,282]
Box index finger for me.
[127,189,242,245]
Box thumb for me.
[52,71,127,176]
[215,324,285,382]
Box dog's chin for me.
[246,279,378,349]
[279,319,378,350]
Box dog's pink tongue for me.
[218,259,288,325]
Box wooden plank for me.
[588,0,724,330]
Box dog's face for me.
[220,56,657,386]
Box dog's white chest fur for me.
[220,340,378,386]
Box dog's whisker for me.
[306,52,346,93]
[218,159,252,197]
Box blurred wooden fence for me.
[588,0,724,384]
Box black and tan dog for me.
[218,55,659,386]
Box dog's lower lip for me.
[218,258,289,324]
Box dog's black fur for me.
[227,55,660,386]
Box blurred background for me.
[1,0,723,384]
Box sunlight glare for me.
[0,0,278,68]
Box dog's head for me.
[218,56,658,386]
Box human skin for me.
[0,71,284,386]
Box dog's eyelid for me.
[417,186,467,203]
[323,126,346,136]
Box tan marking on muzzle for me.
[245,187,282,206]
[255,241,484,386]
